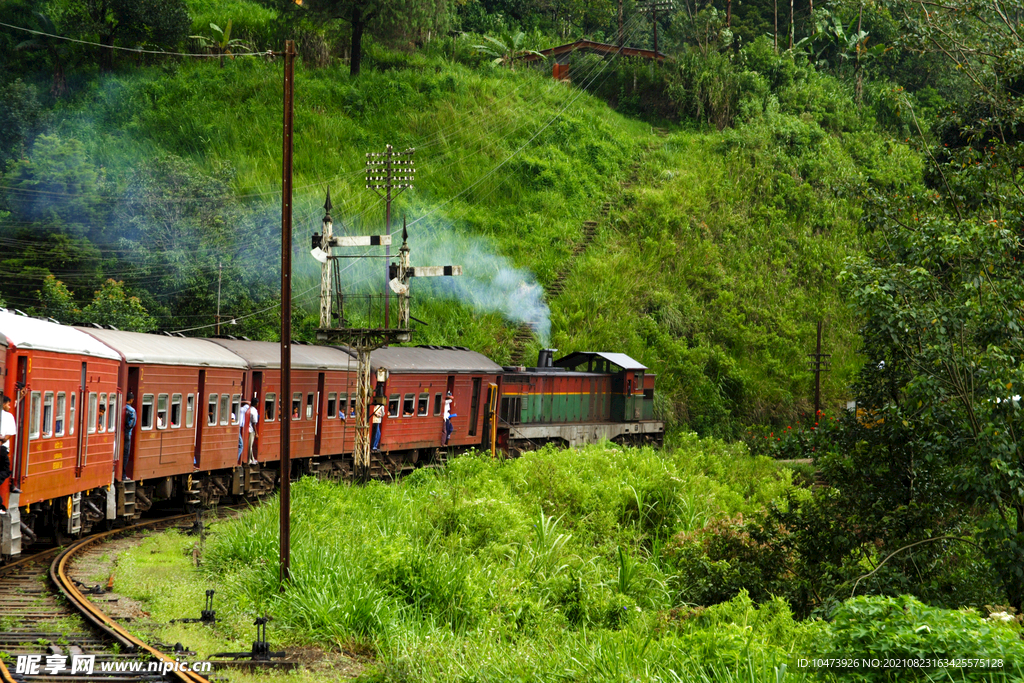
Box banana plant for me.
[472,31,544,70]
[190,20,252,67]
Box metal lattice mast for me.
[366,145,415,329]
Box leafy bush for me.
[819,595,1024,682]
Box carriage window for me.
[291,392,302,420]
[418,393,429,416]
[156,394,169,429]
[29,391,41,439]
[326,392,337,418]
[306,393,314,420]
[69,394,75,435]
[219,394,230,425]
[87,392,98,434]
[403,394,415,417]
[388,394,400,418]
[55,392,66,436]
[42,391,54,437]
[434,393,442,416]
[338,393,347,418]
[107,395,117,432]
[141,394,154,430]
[208,393,218,426]
[264,393,276,422]
[97,393,106,433]
[186,394,195,428]
[230,394,241,424]
[170,394,182,428]
[349,396,357,417]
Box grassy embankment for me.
[116,440,1024,682]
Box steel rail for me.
[50,512,213,683]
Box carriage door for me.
[76,361,87,472]
[468,378,481,437]
[314,372,325,455]
[194,370,206,469]
[250,372,263,458]
[634,371,644,420]
[16,356,29,484]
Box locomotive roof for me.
[553,351,647,372]
[337,345,504,374]
[207,339,357,370]
[76,327,247,368]
[0,311,120,360]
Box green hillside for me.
[0,0,922,432]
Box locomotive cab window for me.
[42,391,54,438]
[230,394,240,424]
[403,394,415,417]
[388,394,400,418]
[327,393,337,418]
[55,392,66,437]
[418,393,429,416]
[207,393,218,426]
[264,393,276,422]
[87,392,98,434]
[170,394,182,428]
[141,394,155,430]
[291,393,302,420]
[157,394,169,429]
[29,391,41,439]
[186,394,195,428]
[219,394,230,426]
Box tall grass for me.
[202,439,817,681]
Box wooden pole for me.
[279,38,296,589]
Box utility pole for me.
[365,145,415,330]
[807,321,831,419]
[216,261,222,335]
[279,38,296,588]
[639,1,673,56]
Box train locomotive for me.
[0,308,663,559]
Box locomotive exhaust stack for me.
[537,348,557,368]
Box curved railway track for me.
[0,513,226,683]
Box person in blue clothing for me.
[122,393,136,481]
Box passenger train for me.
[0,309,663,558]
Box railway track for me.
[0,513,223,683]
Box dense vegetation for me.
[5,0,1024,677]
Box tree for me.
[65,0,190,70]
[0,79,41,171]
[34,274,79,322]
[837,0,1024,608]
[14,12,70,97]
[81,279,156,332]
[301,0,455,76]
[472,31,544,68]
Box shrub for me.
[820,595,1024,682]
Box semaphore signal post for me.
[310,145,461,480]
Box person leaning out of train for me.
[371,397,385,452]
[237,398,259,466]
[1,391,24,514]
[122,393,136,481]
[443,391,456,446]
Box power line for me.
[0,20,275,59]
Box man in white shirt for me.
[236,398,259,465]
[1,392,21,514]
[443,391,455,446]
